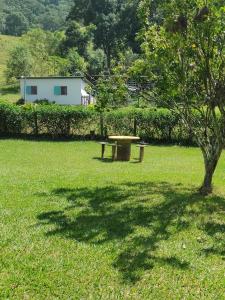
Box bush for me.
[33,99,55,105]
[0,102,99,138]
[0,102,204,144]
[105,107,191,143]
[0,103,23,134]
[16,98,25,105]
[105,107,136,136]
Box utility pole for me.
[21,76,27,104]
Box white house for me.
[20,76,94,105]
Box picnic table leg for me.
[139,147,145,162]
[101,144,106,160]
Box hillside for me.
[0,0,73,36]
[0,35,21,102]
[0,34,19,83]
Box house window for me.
[26,86,37,95]
[54,86,67,96]
[61,86,67,95]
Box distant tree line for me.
[0,0,73,35]
[3,0,166,80]
[5,0,147,80]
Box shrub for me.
[0,102,99,138]
[0,102,23,134]
[33,99,55,105]
[0,102,211,144]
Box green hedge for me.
[0,103,99,138]
[0,102,194,143]
[104,107,192,143]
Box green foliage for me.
[0,102,98,137]
[5,44,32,82]
[95,74,129,112]
[5,29,67,80]
[136,0,225,193]
[67,0,142,69]
[0,34,19,83]
[0,102,209,144]
[2,1,143,77]
[65,48,88,74]
[0,0,73,35]
[4,12,28,36]
[60,21,107,75]
[21,29,65,76]
[86,45,106,76]
[0,102,23,133]
[61,21,95,56]
[105,107,188,142]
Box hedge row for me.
[0,103,98,137]
[0,102,194,143]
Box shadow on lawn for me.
[37,182,225,282]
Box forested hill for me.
[0,0,73,36]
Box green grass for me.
[0,140,224,299]
[0,84,20,103]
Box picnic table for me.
[108,136,140,161]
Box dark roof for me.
[19,76,93,86]
[19,76,84,80]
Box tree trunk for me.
[199,146,222,195]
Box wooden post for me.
[101,143,106,160]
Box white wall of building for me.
[20,77,89,105]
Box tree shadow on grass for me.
[200,222,225,258]
[92,157,114,163]
[37,182,225,282]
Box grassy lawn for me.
[0,84,20,103]
[0,140,224,299]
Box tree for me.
[118,0,142,53]
[65,48,88,74]
[95,72,129,111]
[4,12,28,36]
[5,45,32,82]
[137,0,225,194]
[1,0,73,35]
[86,44,106,76]
[21,29,65,76]
[95,72,129,136]
[46,56,70,76]
[68,0,126,69]
[61,21,95,56]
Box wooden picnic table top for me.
[108,136,140,141]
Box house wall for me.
[20,78,85,105]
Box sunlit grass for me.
[0,140,224,299]
[0,84,20,103]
